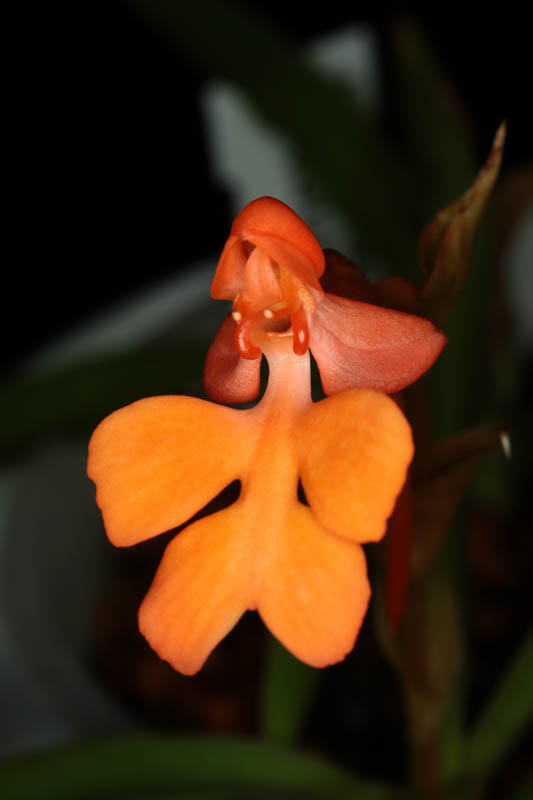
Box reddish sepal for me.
[310,293,447,395]
[203,315,261,403]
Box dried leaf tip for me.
[499,428,512,459]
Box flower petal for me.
[233,196,325,279]
[320,249,378,303]
[203,314,262,403]
[374,276,419,313]
[310,293,447,394]
[139,505,250,675]
[295,389,413,543]
[211,234,247,300]
[210,198,325,301]
[88,396,249,546]
[244,233,323,291]
[241,246,282,315]
[257,503,370,668]
[321,249,419,313]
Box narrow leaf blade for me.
[465,629,533,777]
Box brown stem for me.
[411,726,440,796]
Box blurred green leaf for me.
[411,426,505,577]
[260,636,320,745]
[512,777,533,800]
[0,349,205,464]
[408,58,507,785]
[439,678,468,786]
[391,20,475,211]
[464,628,533,778]
[0,734,406,800]
[127,0,421,274]
[390,25,502,436]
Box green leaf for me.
[411,426,506,577]
[439,676,468,786]
[0,735,404,800]
[391,19,475,211]
[260,635,320,745]
[464,628,533,777]
[512,777,533,800]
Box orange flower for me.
[204,197,445,403]
[88,197,446,675]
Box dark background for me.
[6,1,531,370]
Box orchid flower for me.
[204,197,445,403]
[88,197,446,675]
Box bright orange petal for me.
[88,396,250,546]
[139,504,250,675]
[257,503,370,667]
[295,389,413,543]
